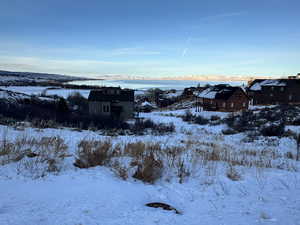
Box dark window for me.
[103,105,110,112]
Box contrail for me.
[182,48,188,57]
[181,37,191,57]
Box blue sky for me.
[0,0,299,79]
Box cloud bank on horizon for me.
[0,0,299,79]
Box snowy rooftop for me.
[197,85,241,100]
[141,101,154,107]
[249,79,287,91]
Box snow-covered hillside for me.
[0,108,300,225]
[0,70,87,85]
[0,88,54,103]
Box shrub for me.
[292,117,300,126]
[176,159,191,184]
[0,135,69,178]
[260,123,285,137]
[222,128,238,135]
[226,165,242,181]
[74,139,113,168]
[210,115,221,121]
[194,115,209,125]
[132,153,163,184]
[131,119,156,134]
[25,136,69,176]
[153,122,175,135]
[282,130,297,139]
[130,119,175,135]
[182,110,193,122]
[111,161,129,180]
[67,92,88,114]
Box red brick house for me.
[196,85,249,112]
[247,78,300,105]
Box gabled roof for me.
[88,88,134,102]
[197,85,246,100]
[248,79,300,91]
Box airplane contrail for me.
[181,37,191,57]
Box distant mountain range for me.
[0,70,87,82]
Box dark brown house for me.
[88,87,134,120]
[196,85,249,112]
[247,78,300,105]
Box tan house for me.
[196,85,249,112]
[88,87,134,120]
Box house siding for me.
[88,88,135,120]
[200,89,249,112]
[248,80,300,105]
[89,101,111,116]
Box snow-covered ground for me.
[0,86,50,96]
[0,109,300,225]
[45,88,91,98]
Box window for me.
[103,105,110,112]
[270,93,273,97]
[280,87,284,92]
[289,95,293,101]
[271,87,274,91]
[243,102,246,107]
[223,102,226,107]
[231,103,234,108]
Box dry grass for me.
[111,161,129,180]
[74,139,114,168]
[73,135,298,184]
[226,165,242,181]
[17,136,68,178]
[0,133,69,178]
[132,153,163,184]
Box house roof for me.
[248,79,300,91]
[197,85,246,100]
[88,88,134,102]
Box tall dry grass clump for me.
[0,132,69,178]
[74,139,114,168]
[132,152,163,184]
[73,133,298,184]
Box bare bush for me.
[176,159,191,184]
[111,161,129,180]
[182,110,193,122]
[260,123,285,137]
[222,128,238,135]
[17,136,69,178]
[124,142,146,159]
[132,153,163,184]
[74,139,113,168]
[130,119,175,135]
[226,165,242,181]
[0,133,69,178]
[194,115,209,125]
[210,115,221,121]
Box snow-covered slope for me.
[0,88,53,103]
[0,70,86,85]
[0,108,300,225]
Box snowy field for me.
[0,108,300,225]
